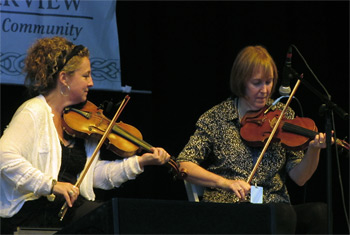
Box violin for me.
[240,106,349,151]
[62,100,185,179]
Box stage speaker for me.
[57,198,296,234]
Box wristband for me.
[47,179,57,202]
[50,179,57,194]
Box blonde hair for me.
[24,36,89,96]
[230,45,278,97]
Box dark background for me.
[1,1,349,233]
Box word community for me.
[2,18,83,40]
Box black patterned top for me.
[177,97,304,204]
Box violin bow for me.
[58,95,130,221]
[247,79,302,184]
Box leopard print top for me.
[177,97,304,204]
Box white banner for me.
[0,0,122,91]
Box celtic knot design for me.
[0,52,121,83]
[91,57,121,82]
[0,52,26,76]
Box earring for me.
[60,85,70,96]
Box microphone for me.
[279,46,293,96]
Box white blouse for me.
[0,95,143,217]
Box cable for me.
[291,44,349,233]
[291,44,331,99]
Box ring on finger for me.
[68,190,74,196]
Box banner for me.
[0,0,122,91]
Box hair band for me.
[55,44,85,76]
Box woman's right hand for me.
[179,161,251,200]
[52,182,80,207]
[219,178,251,199]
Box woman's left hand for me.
[308,132,334,149]
[138,147,171,168]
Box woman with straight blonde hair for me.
[177,45,329,233]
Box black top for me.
[59,137,87,184]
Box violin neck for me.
[112,124,153,152]
[282,122,349,150]
[282,122,317,139]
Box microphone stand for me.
[287,67,349,234]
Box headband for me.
[55,44,85,76]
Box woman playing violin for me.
[0,36,171,233]
[177,45,329,233]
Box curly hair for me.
[24,36,89,96]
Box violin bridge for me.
[269,117,278,129]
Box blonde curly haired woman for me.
[0,36,170,232]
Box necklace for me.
[236,98,243,121]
